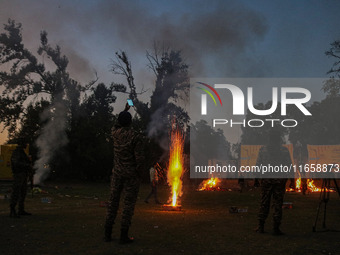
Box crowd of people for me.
[8,104,292,245]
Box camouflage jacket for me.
[11,147,31,174]
[112,126,145,178]
[256,145,292,182]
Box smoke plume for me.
[147,106,170,149]
[0,0,268,80]
[33,98,68,184]
[0,0,269,167]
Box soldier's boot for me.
[273,223,284,236]
[18,207,32,216]
[119,228,134,244]
[255,220,265,233]
[104,223,113,242]
[9,206,19,218]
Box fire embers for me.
[198,177,222,191]
[162,204,182,211]
[286,178,335,193]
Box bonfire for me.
[286,177,335,193]
[198,177,221,191]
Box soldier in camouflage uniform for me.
[255,129,291,235]
[144,165,161,204]
[104,106,145,244]
[10,139,32,217]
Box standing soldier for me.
[144,165,161,204]
[255,129,291,235]
[10,139,32,217]
[104,104,145,244]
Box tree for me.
[70,83,116,180]
[241,101,287,145]
[0,20,92,131]
[0,19,99,182]
[287,40,340,147]
[325,40,340,77]
[110,45,190,172]
[111,45,189,136]
[323,40,340,97]
[190,120,232,166]
[288,98,340,146]
[10,100,50,161]
[240,40,340,160]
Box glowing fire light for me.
[166,128,184,207]
[286,178,335,193]
[296,177,301,190]
[307,179,321,192]
[286,171,303,192]
[198,177,221,191]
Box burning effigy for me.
[163,127,184,211]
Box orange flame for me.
[286,170,302,192]
[307,179,325,192]
[198,177,221,191]
[167,129,184,207]
[296,177,301,191]
[286,177,335,193]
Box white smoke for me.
[33,98,68,184]
[147,106,170,150]
[147,107,166,137]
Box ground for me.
[0,180,339,255]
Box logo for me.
[197,82,312,128]
[196,82,223,115]
[199,83,311,116]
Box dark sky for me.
[1,0,339,80]
[0,0,340,143]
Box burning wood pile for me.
[198,177,222,191]
[286,178,335,193]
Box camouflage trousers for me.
[258,179,287,225]
[145,182,159,203]
[105,174,140,230]
[10,172,28,211]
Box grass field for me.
[0,180,339,255]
